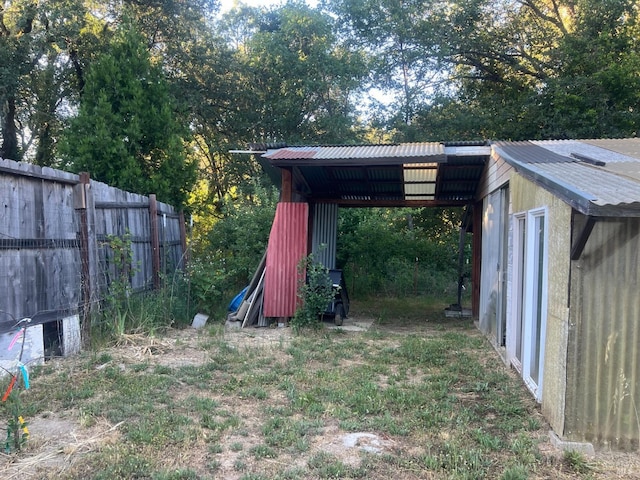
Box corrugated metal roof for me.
[583,138,640,160]
[264,144,486,206]
[494,141,571,164]
[263,143,445,164]
[533,140,636,164]
[495,141,640,216]
[535,163,640,207]
[263,202,308,318]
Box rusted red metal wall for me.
[263,202,309,318]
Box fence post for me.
[75,172,97,347]
[149,194,161,289]
[179,211,188,269]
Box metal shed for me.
[480,139,640,450]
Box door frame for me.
[509,207,549,402]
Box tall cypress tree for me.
[61,21,196,207]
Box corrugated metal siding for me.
[566,215,640,448]
[311,204,338,270]
[263,203,309,318]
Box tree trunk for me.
[1,96,20,160]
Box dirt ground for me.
[2,316,640,479]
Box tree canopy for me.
[60,23,196,207]
[0,0,638,207]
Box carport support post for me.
[280,168,292,202]
[472,201,482,318]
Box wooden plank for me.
[0,160,186,346]
[242,269,266,328]
[0,159,78,185]
[149,194,161,289]
[78,173,92,346]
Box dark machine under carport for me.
[324,269,349,326]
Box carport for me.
[233,142,490,326]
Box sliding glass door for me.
[510,209,548,402]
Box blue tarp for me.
[228,286,249,312]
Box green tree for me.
[60,24,196,207]
[0,0,110,163]
[0,0,39,160]
[329,0,640,140]
[418,0,640,140]
[327,0,452,140]
[337,208,460,297]
[225,2,368,144]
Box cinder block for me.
[192,313,209,329]
[62,315,81,356]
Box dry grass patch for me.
[1,299,639,479]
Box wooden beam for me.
[179,211,188,269]
[315,198,469,208]
[571,216,597,260]
[281,168,292,202]
[77,172,92,347]
[149,194,161,289]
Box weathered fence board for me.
[0,158,186,359]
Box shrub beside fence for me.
[0,158,186,358]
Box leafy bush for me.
[187,183,278,316]
[337,207,467,298]
[291,255,334,332]
[187,183,470,318]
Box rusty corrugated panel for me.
[311,203,338,270]
[566,216,640,449]
[263,203,309,318]
[266,147,319,160]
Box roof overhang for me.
[261,143,490,207]
[494,142,640,217]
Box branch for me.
[447,49,548,81]
[519,0,569,35]
[0,6,10,37]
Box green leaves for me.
[61,24,196,206]
[223,3,367,144]
[292,255,334,331]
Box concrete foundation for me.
[549,430,595,456]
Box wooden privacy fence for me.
[0,157,187,346]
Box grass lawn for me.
[0,297,622,479]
